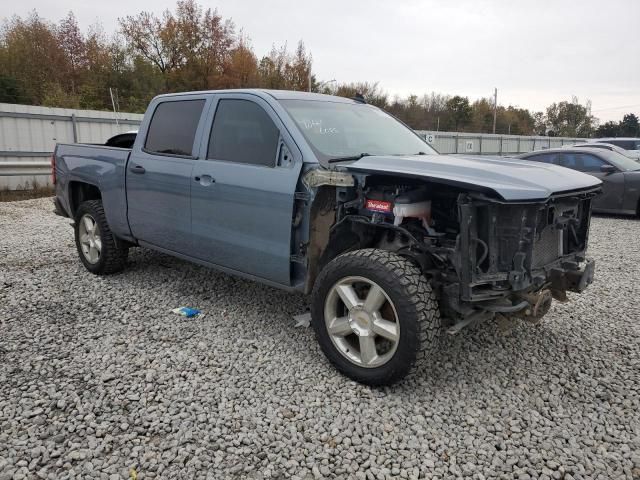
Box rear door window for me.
[207,99,280,167]
[555,153,578,169]
[526,153,555,163]
[145,100,206,156]
[575,153,607,172]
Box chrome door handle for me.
[195,174,215,186]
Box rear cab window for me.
[145,99,206,156]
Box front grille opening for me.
[472,198,591,279]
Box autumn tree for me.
[223,34,258,88]
[119,10,182,90]
[333,82,388,108]
[470,98,494,133]
[0,12,66,104]
[2,1,627,136]
[283,41,311,91]
[256,41,312,91]
[57,13,86,95]
[196,5,234,89]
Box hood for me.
[343,154,602,201]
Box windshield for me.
[279,99,437,163]
[607,151,640,171]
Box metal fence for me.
[1,103,587,191]
[0,103,143,190]
[415,131,586,155]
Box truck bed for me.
[54,143,132,240]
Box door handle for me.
[194,174,215,186]
[130,164,146,174]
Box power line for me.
[591,103,640,112]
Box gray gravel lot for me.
[1,197,639,480]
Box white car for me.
[570,142,640,161]
[594,138,640,159]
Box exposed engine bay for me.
[301,170,599,332]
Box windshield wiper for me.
[327,153,371,164]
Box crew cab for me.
[53,89,601,385]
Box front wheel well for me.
[69,181,102,217]
[305,215,427,294]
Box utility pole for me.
[109,88,119,127]
[492,87,497,134]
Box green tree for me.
[620,113,639,136]
[594,121,620,137]
[0,75,26,103]
[545,96,597,137]
[446,95,472,131]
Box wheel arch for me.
[304,208,427,294]
[68,181,102,217]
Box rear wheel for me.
[311,249,440,386]
[74,200,127,275]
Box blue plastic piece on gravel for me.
[172,307,201,318]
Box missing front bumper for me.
[550,259,596,294]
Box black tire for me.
[311,248,440,386]
[74,200,128,275]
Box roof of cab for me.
[153,88,357,104]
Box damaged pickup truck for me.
[53,89,601,385]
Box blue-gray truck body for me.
[54,89,601,345]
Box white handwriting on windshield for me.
[299,119,339,135]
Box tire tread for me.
[75,200,127,275]
[311,248,440,385]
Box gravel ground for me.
[0,197,639,480]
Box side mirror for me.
[600,164,617,174]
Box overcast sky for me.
[7,0,640,121]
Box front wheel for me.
[311,249,440,386]
[74,200,128,275]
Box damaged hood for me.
[343,154,602,201]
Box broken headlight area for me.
[336,179,599,328]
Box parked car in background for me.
[594,137,640,154]
[518,147,640,216]
[567,142,640,161]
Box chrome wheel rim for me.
[78,214,102,264]
[324,276,400,368]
